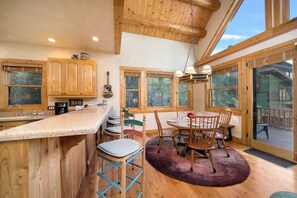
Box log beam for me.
[177,0,221,11]
[114,0,124,54]
[123,13,207,38]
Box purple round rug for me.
[145,136,250,186]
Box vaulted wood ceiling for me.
[114,0,221,53]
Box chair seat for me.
[105,126,133,134]
[107,120,120,125]
[184,138,215,150]
[162,130,178,137]
[97,139,140,157]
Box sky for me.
[212,0,297,55]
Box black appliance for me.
[55,102,68,115]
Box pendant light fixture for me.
[176,1,212,83]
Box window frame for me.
[205,59,241,115]
[120,66,192,113]
[0,59,47,111]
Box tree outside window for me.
[210,67,238,108]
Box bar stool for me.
[96,113,146,198]
[103,111,134,141]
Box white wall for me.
[193,29,297,139]
[0,32,195,130]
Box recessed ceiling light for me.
[48,38,55,43]
[92,36,99,42]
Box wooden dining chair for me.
[96,112,146,198]
[154,110,178,154]
[215,109,232,157]
[184,115,219,172]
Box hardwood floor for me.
[76,133,297,198]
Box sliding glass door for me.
[248,44,296,161]
[253,61,293,151]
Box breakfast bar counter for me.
[0,105,112,198]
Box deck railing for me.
[257,108,293,130]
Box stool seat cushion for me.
[97,139,140,157]
[105,126,133,134]
[107,120,120,125]
[108,116,120,120]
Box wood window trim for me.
[198,16,297,67]
[205,59,242,116]
[0,58,48,111]
[120,66,193,113]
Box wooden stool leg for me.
[120,161,126,198]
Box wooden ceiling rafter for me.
[123,12,207,39]
[114,0,125,54]
[177,0,221,11]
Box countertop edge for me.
[0,105,112,142]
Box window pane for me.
[290,0,297,19]
[212,0,265,55]
[211,89,238,108]
[126,76,139,89]
[125,76,139,108]
[10,71,42,85]
[212,71,238,88]
[126,91,139,108]
[178,83,187,90]
[147,77,171,107]
[9,87,41,105]
[179,92,188,106]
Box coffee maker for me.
[55,102,68,115]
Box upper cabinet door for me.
[47,58,97,98]
[80,62,96,96]
[47,60,64,96]
[65,62,79,96]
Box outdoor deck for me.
[256,126,293,151]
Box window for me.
[9,70,42,105]
[120,67,192,112]
[209,65,238,108]
[178,83,189,106]
[212,0,265,55]
[1,60,47,109]
[147,73,172,107]
[125,73,140,108]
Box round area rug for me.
[145,136,250,186]
[270,191,297,198]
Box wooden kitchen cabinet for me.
[0,121,29,131]
[47,58,97,97]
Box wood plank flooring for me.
[76,133,297,198]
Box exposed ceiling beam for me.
[114,0,124,54]
[123,13,207,39]
[177,0,221,11]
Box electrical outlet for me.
[48,106,55,110]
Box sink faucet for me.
[8,104,24,116]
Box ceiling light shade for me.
[175,70,184,77]
[202,65,212,75]
[185,66,196,74]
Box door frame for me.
[246,40,297,162]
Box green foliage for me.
[147,77,171,107]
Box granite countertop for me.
[0,105,112,142]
